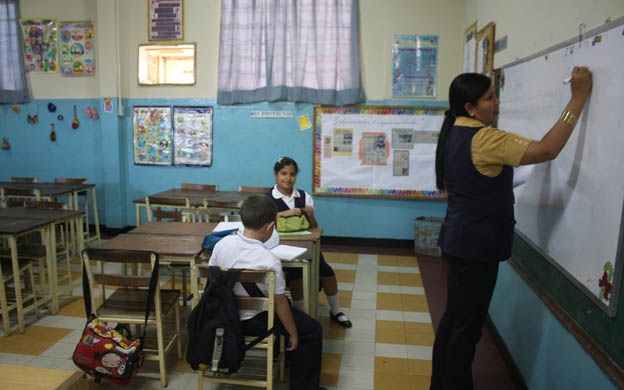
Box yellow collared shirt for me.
[455,116,533,177]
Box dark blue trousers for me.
[242,307,322,390]
[430,255,500,390]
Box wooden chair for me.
[82,249,182,388]
[237,186,272,194]
[180,183,219,191]
[145,196,190,222]
[0,188,42,208]
[54,178,93,244]
[10,177,39,183]
[181,207,236,223]
[0,256,39,333]
[196,265,285,390]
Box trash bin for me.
[414,216,443,257]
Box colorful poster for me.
[392,35,438,98]
[173,106,213,166]
[148,0,184,41]
[20,18,58,73]
[360,132,389,165]
[59,21,95,77]
[133,106,172,165]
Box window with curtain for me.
[218,0,365,106]
[0,0,29,104]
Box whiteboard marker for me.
[563,76,572,84]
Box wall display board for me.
[59,21,95,77]
[148,0,184,41]
[463,21,478,73]
[20,18,58,73]
[498,18,624,316]
[313,105,446,199]
[392,35,438,98]
[173,106,213,166]
[476,22,495,79]
[133,106,172,166]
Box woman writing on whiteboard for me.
[431,67,592,390]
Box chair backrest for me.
[24,200,66,209]
[82,249,158,315]
[238,186,272,194]
[1,187,41,200]
[145,196,190,222]
[10,177,39,183]
[54,177,88,184]
[180,183,218,191]
[181,207,234,223]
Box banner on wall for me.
[59,21,95,77]
[20,18,58,73]
[392,35,438,98]
[133,106,173,166]
[173,106,213,166]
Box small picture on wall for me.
[477,22,495,79]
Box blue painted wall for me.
[1,98,447,238]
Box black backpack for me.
[186,266,272,373]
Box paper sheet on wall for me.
[21,18,58,73]
[59,21,95,77]
[133,106,172,165]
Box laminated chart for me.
[133,106,172,165]
[173,106,213,166]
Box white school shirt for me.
[271,185,314,209]
[208,233,286,320]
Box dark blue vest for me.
[438,124,515,262]
[266,189,306,212]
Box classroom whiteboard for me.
[498,18,624,315]
[313,106,446,199]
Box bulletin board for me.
[313,105,446,200]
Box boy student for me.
[208,195,324,390]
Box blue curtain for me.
[0,0,29,103]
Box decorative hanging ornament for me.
[26,104,40,124]
[1,138,9,150]
[72,105,80,129]
[11,104,20,113]
[50,123,56,142]
[90,107,99,120]
[57,114,64,121]
[47,102,56,112]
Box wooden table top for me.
[99,233,204,257]
[0,207,83,220]
[129,221,218,236]
[0,181,94,196]
[0,216,50,235]
[279,228,322,242]
[133,189,258,207]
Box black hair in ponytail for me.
[435,73,492,191]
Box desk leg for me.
[190,261,199,308]
[91,187,101,245]
[136,204,141,226]
[9,236,24,333]
[302,262,310,316]
[0,240,11,335]
[47,227,59,315]
[75,216,85,296]
[311,242,320,318]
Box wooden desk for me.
[0,364,86,390]
[133,189,260,225]
[99,233,204,307]
[0,181,100,245]
[130,221,218,236]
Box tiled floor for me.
[0,247,515,389]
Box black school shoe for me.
[330,311,352,328]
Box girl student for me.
[431,67,592,390]
[266,157,352,328]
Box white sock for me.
[293,299,305,311]
[327,294,343,316]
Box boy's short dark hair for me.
[240,195,277,230]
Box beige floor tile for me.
[405,323,435,346]
[376,292,403,311]
[319,316,347,340]
[374,356,409,374]
[374,373,415,390]
[396,256,419,268]
[377,271,400,285]
[323,252,359,264]
[334,269,356,284]
[321,352,341,387]
[402,294,429,312]
[375,320,405,345]
[407,359,432,376]
[0,326,73,355]
[400,273,423,287]
[377,255,399,267]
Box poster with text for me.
[173,106,213,166]
[59,21,95,77]
[149,0,184,41]
[20,18,58,73]
[133,106,172,165]
[392,35,438,98]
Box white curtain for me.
[0,0,29,103]
[218,0,365,106]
